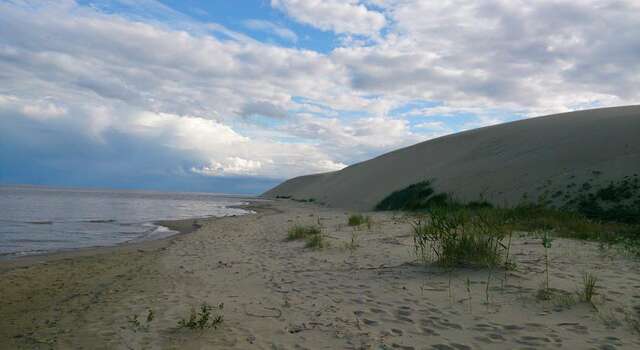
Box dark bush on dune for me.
[375,181,491,211]
[376,181,440,211]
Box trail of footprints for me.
[257,263,640,350]
[224,209,640,350]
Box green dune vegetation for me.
[375,176,640,262]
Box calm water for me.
[0,186,253,258]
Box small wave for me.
[27,221,53,225]
[0,248,51,258]
[11,238,68,243]
[131,224,178,242]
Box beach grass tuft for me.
[178,303,224,330]
[305,233,328,249]
[286,225,321,241]
[347,214,373,230]
[411,207,510,268]
[581,272,598,303]
[348,214,365,226]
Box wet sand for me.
[1,200,639,349]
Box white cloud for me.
[332,0,640,116]
[2,0,640,185]
[271,0,386,36]
[192,157,263,177]
[243,19,298,42]
[414,121,446,130]
[281,114,421,163]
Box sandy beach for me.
[1,199,639,349]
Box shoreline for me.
[1,199,639,349]
[0,198,268,273]
[0,201,261,273]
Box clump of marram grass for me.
[286,225,321,241]
[178,303,224,330]
[286,224,328,250]
[581,272,598,303]
[305,232,328,249]
[348,214,373,229]
[540,230,553,295]
[411,206,511,268]
[348,214,365,226]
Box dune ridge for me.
[264,106,640,211]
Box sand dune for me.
[264,106,640,211]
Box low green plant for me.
[411,207,510,268]
[555,293,577,308]
[286,225,321,241]
[541,230,553,294]
[305,233,328,249]
[347,214,373,229]
[581,272,598,303]
[376,180,450,211]
[348,214,365,226]
[178,303,224,330]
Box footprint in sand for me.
[361,318,379,326]
[430,343,472,350]
[515,335,552,347]
[557,322,589,335]
[369,307,387,315]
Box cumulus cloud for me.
[280,114,421,163]
[1,0,640,192]
[332,0,640,116]
[271,0,386,36]
[192,157,264,177]
[0,1,356,182]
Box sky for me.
[1,0,639,194]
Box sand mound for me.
[264,106,640,211]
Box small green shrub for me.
[581,272,598,303]
[348,214,365,226]
[286,225,321,241]
[305,233,328,249]
[178,303,224,330]
[375,181,437,211]
[375,180,493,212]
[411,207,509,268]
[348,214,373,229]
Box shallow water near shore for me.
[0,185,252,257]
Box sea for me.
[0,185,253,258]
